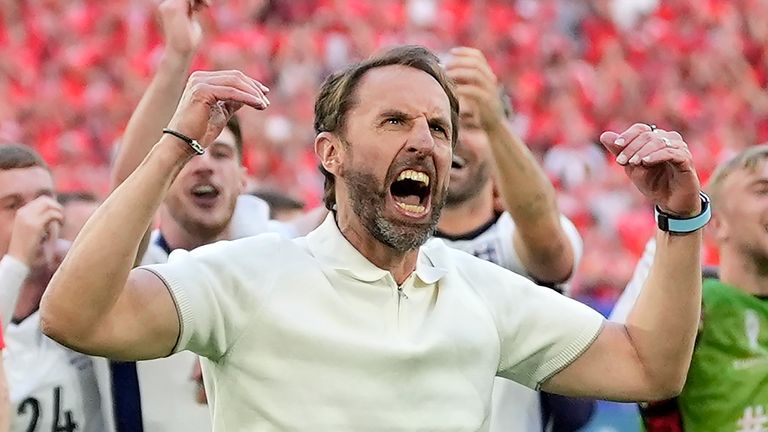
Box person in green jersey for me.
[611,144,768,431]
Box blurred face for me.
[61,200,99,241]
[163,127,245,239]
[332,65,453,251]
[714,160,768,262]
[0,167,56,269]
[446,96,492,207]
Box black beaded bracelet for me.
[162,128,205,155]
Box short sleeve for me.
[140,235,282,360]
[463,256,604,389]
[609,239,656,323]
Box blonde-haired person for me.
[611,144,768,431]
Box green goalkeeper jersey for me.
[678,279,768,431]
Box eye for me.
[430,123,449,138]
[4,201,21,211]
[386,117,403,126]
[211,147,234,159]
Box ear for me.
[238,166,248,194]
[315,132,344,176]
[707,210,727,244]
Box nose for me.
[406,117,435,156]
[184,151,216,173]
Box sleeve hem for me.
[139,267,193,356]
[1,254,30,329]
[532,318,606,390]
[0,254,29,282]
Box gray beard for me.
[344,168,444,252]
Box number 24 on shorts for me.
[16,386,79,432]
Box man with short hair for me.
[0,144,106,432]
[611,144,768,431]
[43,46,707,431]
[436,47,590,431]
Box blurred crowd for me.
[2,0,766,305]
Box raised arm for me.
[445,48,574,283]
[113,0,207,265]
[41,71,269,361]
[542,123,703,401]
[112,0,205,187]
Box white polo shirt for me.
[142,214,604,431]
[435,212,584,432]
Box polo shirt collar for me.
[306,213,447,284]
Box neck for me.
[438,183,496,237]
[13,268,49,322]
[158,218,230,251]
[719,249,768,296]
[335,211,418,285]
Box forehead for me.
[351,65,451,119]
[63,199,99,213]
[0,166,54,196]
[726,159,768,188]
[214,127,237,149]
[458,96,479,118]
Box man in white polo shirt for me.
[43,46,708,431]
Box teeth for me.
[396,170,430,186]
[395,202,427,214]
[192,185,215,194]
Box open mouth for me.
[451,155,467,170]
[389,169,431,216]
[190,184,220,205]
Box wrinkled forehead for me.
[351,65,452,120]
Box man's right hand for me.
[166,70,270,148]
[158,0,208,58]
[7,196,63,267]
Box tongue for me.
[395,194,421,206]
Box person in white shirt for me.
[44,46,706,431]
[0,144,105,432]
[435,47,589,431]
[104,1,318,430]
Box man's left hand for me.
[600,123,702,216]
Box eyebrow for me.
[377,109,410,121]
[0,193,21,202]
[429,116,452,135]
[210,142,236,152]
[0,189,53,202]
